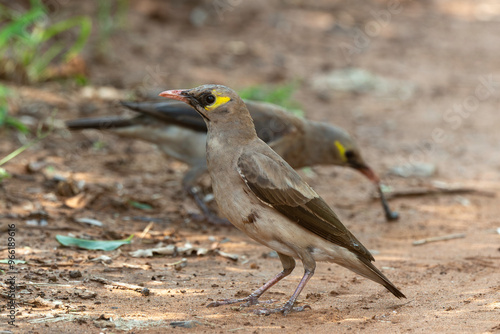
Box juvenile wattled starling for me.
[66,100,398,222]
[159,84,405,315]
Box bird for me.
[158,84,406,315]
[66,99,399,223]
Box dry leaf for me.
[64,192,93,209]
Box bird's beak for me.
[352,164,380,184]
[355,164,399,221]
[159,89,190,103]
[160,88,210,121]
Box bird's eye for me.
[205,94,216,105]
[344,150,355,160]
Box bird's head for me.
[327,128,381,184]
[159,84,244,122]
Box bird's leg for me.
[207,254,295,308]
[376,183,399,222]
[182,166,231,225]
[255,255,316,316]
[254,269,315,315]
[185,186,231,225]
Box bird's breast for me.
[204,140,354,265]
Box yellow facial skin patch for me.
[205,90,231,111]
[334,140,347,162]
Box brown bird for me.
[66,99,398,223]
[159,84,405,315]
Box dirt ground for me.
[1,1,499,333]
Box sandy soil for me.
[1,1,499,333]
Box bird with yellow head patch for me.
[159,84,405,315]
[66,86,398,222]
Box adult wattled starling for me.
[159,84,405,315]
[66,100,398,223]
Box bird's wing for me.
[121,101,208,132]
[237,150,374,261]
[245,101,299,144]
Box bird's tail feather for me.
[120,101,159,113]
[65,117,134,130]
[120,101,207,132]
[353,256,406,299]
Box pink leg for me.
[207,254,296,308]
[255,268,314,316]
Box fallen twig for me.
[413,233,466,246]
[139,222,155,239]
[119,263,152,270]
[165,258,187,267]
[32,260,76,267]
[27,282,73,286]
[381,187,495,200]
[90,276,144,292]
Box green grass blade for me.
[0,5,45,47]
[0,114,54,167]
[128,200,153,211]
[28,43,64,81]
[40,16,92,60]
[5,116,29,133]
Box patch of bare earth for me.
[1,1,499,333]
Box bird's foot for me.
[207,295,275,308]
[254,302,311,316]
[190,213,232,226]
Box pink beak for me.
[358,166,381,184]
[159,89,190,103]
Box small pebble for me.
[69,270,82,278]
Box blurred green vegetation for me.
[0,110,55,181]
[0,85,28,133]
[0,167,10,182]
[0,0,94,156]
[238,82,303,116]
[96,0,129,58]
[0,0,91,83]
[0,0,131,173]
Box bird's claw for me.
[206,299,244,308]
[207,296,274,308]
[254,304,311,316]
[241,298,275,307]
